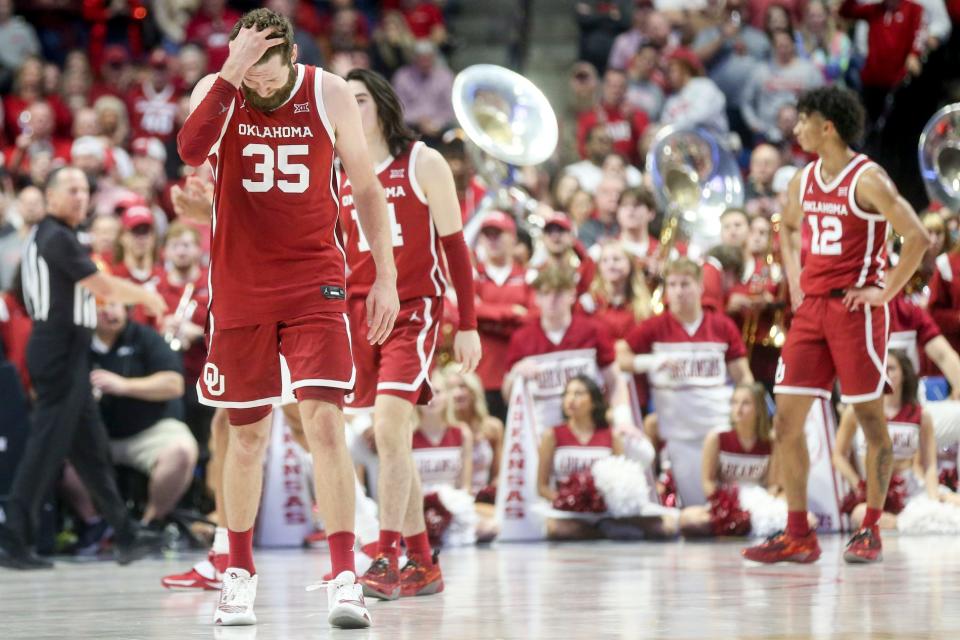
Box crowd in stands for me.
[2,0,960,554]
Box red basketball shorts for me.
[197,311,355,409]
[345,296,442,412]
[774,295,889,403]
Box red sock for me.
[378,530,402,559]
[327,531,356,576]
[862,507,883,528]
[404,531,433,566]
[227,527,255,575]
[786,511,810,538]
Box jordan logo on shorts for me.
[410,311,421,323]
[203,363,226,397]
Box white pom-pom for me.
[738,485,788,538]
[591,456,651,518]
[897,495,960,534]
[436,485,478,547]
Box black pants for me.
[6,330,133,545]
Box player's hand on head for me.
[842,286,884,311]
[453,330,481,374]
[366,278,399,345]
[224,26,283,79]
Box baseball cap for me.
[71,136,106,161]
[667,47,706,77]
[131,137,167,162]
[103,45,128,67]
[121,205,155,230]
[148,48,170,70]
[480,211,517,234]
[543,212,573,232]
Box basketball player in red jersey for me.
[175,9,400,629]
[339,69,481,600]
[743,87,930,564]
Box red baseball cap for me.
[121,205,155,230]
[131,136,167,162]
[148,48,170,70]
[103,45,127,67]
[543,212,573,232]
[480,210,517,234]
[667,47,706,77]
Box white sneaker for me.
[314,571,372,629]
[214,568,258,626]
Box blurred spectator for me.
[157,222,211,448]
[625,44,665,121]
[176,44,208,92]
[474,211,534,421]
[90,213,120,267]
[582,240,653,339]
[740,29,823,144]
[560,62,600,166]
[750,0,803,30]
[613,186,660,271]
[152,0,197,45]
[5,101,72,180]
[576,0,632,73]
[371,9,415,77]
[185,0,243,73]
[660,47,729,132]
[61,62,94,114]
[502,264,620,402]
[577,68,649,165]
[93,95,131,150]
[744,143,782,217]
[265,0,323,67]
[761,2,797,35]
[392,39,455,139]
[127,49,182,143]
[839,0,924,125]
[114,204,163,324]
[916,211,949,295]
[795,0,853,84]
[90,301,196,524]
[4,55,72,141]
[607,4,649,71]
[0,285,31,393]
[567,189,596,228]
[439,133,484,222]
[89,45,134,102]
[532,211,597,298]
[13,183,45,233]
[72,107,100,138]
[565,124,642,193]
[914,0,952,51]
[578,173,626,249]
[693,0,770,124]
[319,0,370,56]
[401,0,448,47]
[131,136,168,195]
[0,0,41,78]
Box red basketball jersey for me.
[206,64,346,330]
[798,153,888,295]
[339,141,446,302]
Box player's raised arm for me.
[844,168,931,310]
[779,171,805,311]
[417,146,481,373]
[177,26,281,166]
[323,70,399,345]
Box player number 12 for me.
[807,214,842,256]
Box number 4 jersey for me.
[339,141,446,302]
[207,64,346,329]
[799,153,888,295]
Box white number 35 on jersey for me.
[241,143,309,194]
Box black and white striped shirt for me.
[21,216,98,332]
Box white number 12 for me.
[808,215,842,255]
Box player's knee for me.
[373,421,411,458]
[858,415,892,447]
[301,405,345,450]
[229,424,271,462]
[772,413,804,443]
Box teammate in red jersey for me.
[338,68,481,601]
[175,9,400,629]
[742,87,930,565]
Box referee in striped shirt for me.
[0,167,170,570]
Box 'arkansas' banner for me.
[520,348,601,435]
[257,409,313,547]
[806,397,846,533]
[495,380,545,541]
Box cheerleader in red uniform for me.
[833,350,960,530]
[678,383,810,537]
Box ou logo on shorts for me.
[204,363,226,397]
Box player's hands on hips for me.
[90,369,129,396]
[221,26,283,86]
[453,330,481,374]
[842,286,884,311]
[366,277,399,345]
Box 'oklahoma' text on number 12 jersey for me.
[206,64,346,330]
[339,141,446,302]
[798,153,888,295]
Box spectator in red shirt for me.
[839,0,924,124]
[126,49,182,143]
[89,45,134,103]
[185,0,243,73]
[3,55,72,141]
[474,211,535,420]
[581,240,653,340]
[576,68,650,165]
[114,204,163,325]
[5,101,72,180]
[0,289,31,394]
[439,133,485,223]
[401,0,447,46]
[531,211,597,299]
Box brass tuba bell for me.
[919,103,960,210]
